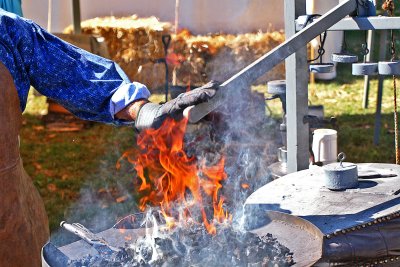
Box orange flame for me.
[241,183,250,189]
[119,118,230,234]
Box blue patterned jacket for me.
[0,9,150,125]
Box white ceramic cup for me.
[312,129,338,164]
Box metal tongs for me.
[60,221,120,255]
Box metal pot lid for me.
[378,61,400,76]
[352,62,378,76]
[309,63,335,73]
[332,52,358,63]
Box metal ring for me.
[361,44,369,56]
[337,152,346,164]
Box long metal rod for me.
[328,16,400,31]
[188,0,358,123]
[72,0,81,34]
[363,30,374,109]
[374,30,388,145]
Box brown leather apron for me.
[0,63,49,266]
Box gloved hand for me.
[135,81,219,131]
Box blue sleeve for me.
[0,9,150,125]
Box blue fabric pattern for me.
[0,9,150,125]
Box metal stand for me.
[363,30,374,108]
[285,2,400,171]
[187,0,398,172]
[284,0,309,172]
[374,30,388,145]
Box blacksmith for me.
[0,9,217,266]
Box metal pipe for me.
[374,30,388,145]
[188,0,358,123]
[285,0,309,173]
[72,0,81,34]
[363,30,374,109]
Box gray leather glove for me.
[135,81,219,131]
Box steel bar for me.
[374,30,388,145]
[363,30,374,109]
[285,0,309,172]
[188,0,358,123]
[328,16,400,31]
[72,0,81,34]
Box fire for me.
[166,53,185,66]
[241,183,250,189]
[118,118,230,234]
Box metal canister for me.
[323,153,358,190]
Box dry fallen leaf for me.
[116,195,129,203]
[47,183,57,192]
[33,126,45,131]
[33,162,42,170]
[43,169,55,177]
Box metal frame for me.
[284,0,309,172]
[283,0,359,172]
[374,30,388,145]
[188,0,358,124]
[329,16,400,30]
[363,30,374,109]
[285,1,400,171]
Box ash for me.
[67,223,293,267]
